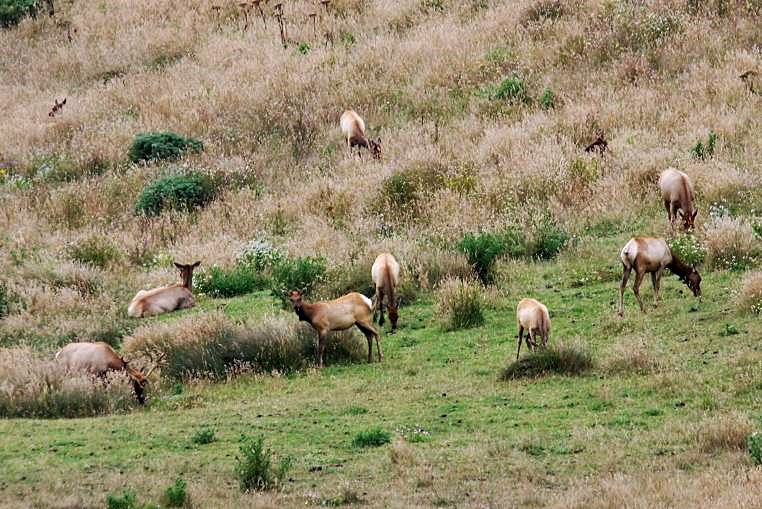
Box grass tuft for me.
[501,344,593,380]
[352,427,392,448]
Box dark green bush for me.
[0,0,36,28]
[68,236,120,268]
[500,345,593,380]
[235,435,292,492]
[128,131,203,164]
[135,172,216,216]
[749,432,762,465]
[270,256,327,306]
[532,219,570,259]
[458,232,506,284]
[191,427,216,445]
[0,281,9,319]
[352,427,392,448]
[194,265,268,298]
[106,490,139,509]
[163,478,188,508]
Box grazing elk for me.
[659,168,697,231]
[618,237,701,316]
[55,342,162,404]
[128,261,200,318]
[516,298,551,360]
[287,290,381,368]
[371,253,400,333]
[584,134,608,154]
[340,110,382,159]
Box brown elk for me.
[340,110,382,159]
[128,261,200,318]
[287,290,381,368]
[618,237,701,316]
[371,253,400,333]
[55,342,163,404]
[659,168,697,231]
[516,298,551,360]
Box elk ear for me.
[692,210,698,220]
[301,286,308,295]
[174,262,183,269]
[192,260,201,268]
[678,210,684,218]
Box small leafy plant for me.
[235,435,293,492]
[352,427,392,448]
[749,432,762,465]
[162,478,188,508]
[191,427,216,445]
[135,172,216,216]
[691,131,718,160]
[540,87,556,110]
[485,75,529,103]
[128,131,203,164]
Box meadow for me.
[1,0,762,507]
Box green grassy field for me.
[2,232,760,508]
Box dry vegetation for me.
[1,0,762,506]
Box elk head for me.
[387,301,399,332]
[122,353,165,405]
[679,209,698,231]
[686,267,701,297]
[174,261,201,290]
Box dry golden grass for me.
[694,412,752,454]
[738,269,762,313]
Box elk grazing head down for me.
[679,209,698,231]
[371,253,400,332]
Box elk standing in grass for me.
[659,168,697,231]
[56,342,162,404]
[516,298,551,360]
[128,261,200,318]
[340,110,382,159]
[371,253,400,333]
[288,290,381,367]
[618,237,701,316]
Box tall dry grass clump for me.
[701,216,759,271]
[0,346,138,418]
[124,312,365,380]
[738,270,762,314]
[435,277,486,331]
[695,412,752,453]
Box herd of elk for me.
[128,261,200,318]
[56,342,163,404]
[340,110,382,159]
[287,289,381,367]
[371,253,400,333]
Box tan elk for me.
[516,298,551,360]
[340,110,382,159]
[371,253,400,332]
[287,290,381,367]
[659,168,697,231]
[55,342,163,404]
[618,237,701,316]
[128,261,200,318]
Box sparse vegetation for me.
[436,277,486,330]
[235,435,292,492]
[691,131,719,160]
[738,270,762,314]
[695,413,751,453]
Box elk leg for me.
[356,321,379,363]
[664,200,672,223]
[633,269,646,313]
[372,291,380,323]
[619,264,632,316]
[377,290,385,326]
[516,326,524,360]
[528,330,538,352]
[653,267,664,306]
[375,331,383,362]
[317,333,326,368]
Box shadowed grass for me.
[500,345,593,380]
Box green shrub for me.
[458,232,506,284]
[128,131,203,164]
[237,240,284,272]
[194,265,268,298]
[235,435,292,492]
[163,478,188,508]
[191,427,216,445]
[485,75,529,103]
[135,172,216,216]
[436,277,486,331]
[540,88,556,110]
[106,490,139,509]
[532,218,570,260]
[270,256,327,306]
[68,236,120,268]
[500,345,593,380]
[352,427,392,448]
[749,432,762,465]
[503,226,529,258]
[668,233,707,266]
[691,131,718,160]
[0,0,36,28]
[0,281,9,319]
[297,42,310,55]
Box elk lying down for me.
[618,236,701,316]
[516,298,551,360]
[340,110,382,159]
[56,342,162,404]
[288,290,381,368]
[128,261,200,318]
[371,253,400,332]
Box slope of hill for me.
[1,0,761,507]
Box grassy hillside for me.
[1,0,762,507]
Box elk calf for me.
[128,261,200,318]
[371,253,400,332]
[340,110,382,159]
[659,168,697,230]
[516,298,551,360]
[618,237,701,316]
[288,290,381,367]
[56,342,161,404]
